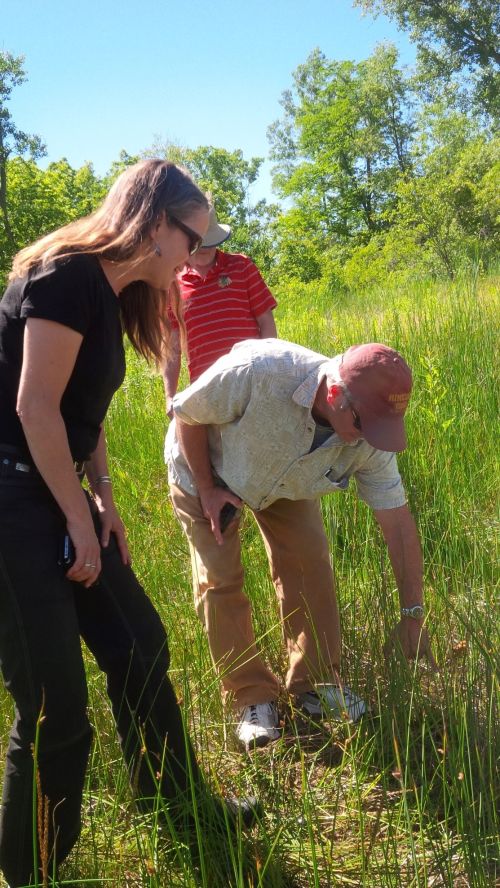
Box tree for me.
[104,149,140,186]
[0,157,106,289]
[392,115,499,277]
[0,52,46,266]
[342,110,499,285]
[354,1,500,117]
[267,45,415,280]
[7,158,105,241]
[267,42,498,287]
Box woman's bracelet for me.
[94,474,112,485]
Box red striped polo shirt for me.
[171,251,277,381]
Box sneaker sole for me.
[238,730,280,752]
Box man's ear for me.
[326,384,343,406]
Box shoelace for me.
[248,704,259,724]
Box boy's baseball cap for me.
[339,343,412,451]
[201,205,231,248]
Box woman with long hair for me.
[0,159,253,887]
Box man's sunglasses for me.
[343,391,362,431]
[351,406,362,431]
[168,214,203,255]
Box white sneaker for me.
[236,701,280,750]
[296,684,366,723]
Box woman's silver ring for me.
[85,562,96,568]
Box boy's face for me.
[188,245,218,269]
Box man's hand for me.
[384,619,438,671]
[199,486,242,545]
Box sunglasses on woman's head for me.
[168,214,203,255]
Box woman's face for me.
[147,207,209,288]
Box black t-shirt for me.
[0,254,126,461]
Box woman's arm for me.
[85,427,130,565]
[17,318,101,586]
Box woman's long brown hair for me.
[10,160,208,362]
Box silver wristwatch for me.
[401,604,425,619]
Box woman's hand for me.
[85,428,131,567]
[65,517,102,588]
[94,490,131,566]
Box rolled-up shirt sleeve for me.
[172,357,253,426]
[354,449,407,510]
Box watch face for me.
[403,605,424,618]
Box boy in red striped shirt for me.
[163,205,277,415]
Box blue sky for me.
[2,0,414,202]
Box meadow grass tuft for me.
[0,274,498,886]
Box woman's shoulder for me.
[28,254,114,308]
[31,253,100,285]
[18,253,116,330]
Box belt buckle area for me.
[1,456,31,473]
[0,455,34,481]
[15,461,32,473]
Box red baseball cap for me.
[339,344,412,451]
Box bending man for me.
[166,338,436,751]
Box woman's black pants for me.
[0,467,199,887]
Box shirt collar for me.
[292,355,342,409]
[180,249,228,281]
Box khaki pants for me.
[170,485,341,709]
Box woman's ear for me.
[149,211,166,239]
[147,214,165,255]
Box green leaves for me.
[0,52,47,273]
[0,157,106,288]
[267,45,416,282]
[355,0,500,118]
[266,40,497,287]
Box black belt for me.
[0,445,86,476]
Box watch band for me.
[401,604,425,619]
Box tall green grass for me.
[0,274,498,886]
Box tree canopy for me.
[354,1,500,117]
[0,34,498,293]
[0,52,46,265]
